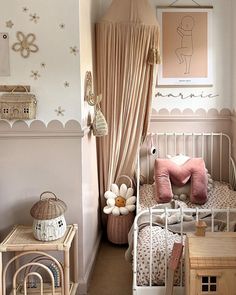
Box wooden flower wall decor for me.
[2,1,81,122]
[12,31,39,58]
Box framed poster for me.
[157,8,213,86]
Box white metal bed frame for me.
[133,132,236,295]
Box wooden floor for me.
[88,238,132,295]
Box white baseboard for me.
[77,232,102,294]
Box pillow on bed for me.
[167,154,190,165]
[168,154,190,200]
[168,155,213,199]
[172,173,213,198]
[154,157,208,204]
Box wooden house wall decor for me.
[0,88,37,120]
[185,232,236,295]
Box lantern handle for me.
[40,191,58,200]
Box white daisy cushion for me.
[103,183,136,216]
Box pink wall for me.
[150,108,234,161]
[232,0,236,162]
[150,108,232,135]
[0,121,81,237]
[232,111,236,161]
[0,120,100,294]
[80,129,100,293]
[148,108,235,183]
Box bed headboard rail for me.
[139,132,236,189]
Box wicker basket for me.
[106,175,135,244]
[92,103,108,137]
[107,212,134,244]
[30,191,67,241]
[0,86,37,120]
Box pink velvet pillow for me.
[154,158,208,205]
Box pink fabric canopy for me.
[101,0,159,25]
[95,0,160,221]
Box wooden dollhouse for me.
[0,86,36,120]
[185,232,236,295]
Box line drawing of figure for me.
[175,15,195,74]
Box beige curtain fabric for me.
[96,0,160,216]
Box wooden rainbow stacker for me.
[185,232,236,295]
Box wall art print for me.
[0,33,10,76]
[157,8,213,86]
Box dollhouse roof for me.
[188,233,236,269]
[0,96,36,103]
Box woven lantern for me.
[30,191,67,241]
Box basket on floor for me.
[107,211,134,244]
[106,175,135,244]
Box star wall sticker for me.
[29,13,40,24]
[22,7,29,13]
[70,46,79,56]
[55,106,65,116]
[30,70,40,80]
[64,81,70,87]
[40,62,46,68]
[59,23,65,29]
[6,20,14,28]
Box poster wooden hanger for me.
[170,0,200,6]
[157,0,213,9]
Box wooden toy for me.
[165,243,184,295]
[195,220,207,236]
[185,232,236,295]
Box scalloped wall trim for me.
[0,110,234,137]
[151,108,233,122]
[0,119,91,138]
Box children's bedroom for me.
[0,0,236,294]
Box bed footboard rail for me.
[133,207,236,294]
[230,156,236,190]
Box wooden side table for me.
[0,224,78,295]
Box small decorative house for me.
[0,90,37,120]
[30,191,67,241]
[195,220,207,236]
[185,232,236,295]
